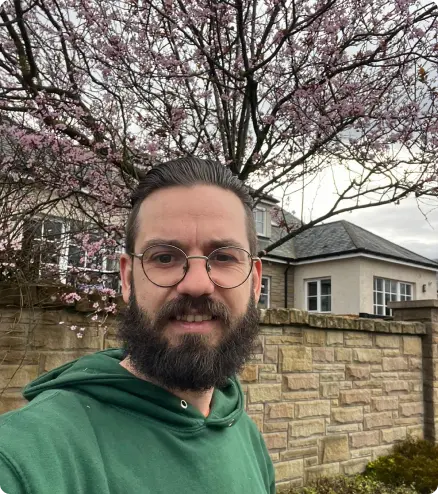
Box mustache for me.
[153,295,231,328]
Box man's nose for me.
[175,258,215,297]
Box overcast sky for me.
[272,171,438,262]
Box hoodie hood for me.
[23,348,244,430]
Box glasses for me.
[131,244,260,289]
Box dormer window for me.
[254,208,267,236]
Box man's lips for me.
[168,318,217,334]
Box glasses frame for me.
[130,244,261,289]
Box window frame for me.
[253,208,267,237]
[259,275,271,309]
[306,277,332,313]
[373,277,413,316]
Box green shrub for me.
[283,475,418,494]
[364,437,438,494]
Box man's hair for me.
[126,157,257,255]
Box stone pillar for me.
[389,300,438,442]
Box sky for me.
[272,169,438,262]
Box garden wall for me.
[1,288,436,491]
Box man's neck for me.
[120,357,214,418]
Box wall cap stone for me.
[388,299,438,309]
[260,309,425,335]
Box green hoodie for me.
[0,349,275,494]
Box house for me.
[255,199,438,316]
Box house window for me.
[373,278,413,316]
[306,278,331,312]
[259,276,271,309]
[26,216,122,291]
[254,208,267,236]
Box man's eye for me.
[153,254,174,264]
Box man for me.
[0,157,275,493]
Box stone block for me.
[383,381,409,393]
[346,365,370,380]
[264,346,278,364]
[371,444,393,460]
[403,336,422,356]
[304,329,325,346]
[327,423,361,433]
[274,459,304,481]
[283,391,320,401]
[264,432,287,450]
[239,364,258,383]
[269,309,290,325]
[371,397,399,412]
[280,347,312,372]
[305,463,339,483]
[345,332,372,347]
[327,331,344,346]
[296,400,331,419]
[400,402,423,417]
[285,373,319,391]
[351,430,380,448]
[248,414,263,432]
[375,335,400,348]
[331,407,363,424]
[340,389,371,405]
[321,435,349,463]
[265,335,302,345]
[382,357,408,371]
[308,314,327,329]
[281,448,318,460]
[289,419,325,438]
[364,412,393,429]
[353,349,382,363]
[248,384,281,403]
[320,383,340,398]
[319,372,345,382]
[313,348,334,362]
[0,364,39,389]
[258,309,270,324]
[343,318,360,330]
[33,323,102,350]
[335,348,352,362]
[341,458,369,475]
[381,427,407,444]
[289,309,309,325]
[267,402,295,419]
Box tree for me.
[0,0,437,280]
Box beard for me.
[117,289,260,391]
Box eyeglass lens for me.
[141,245,252,288]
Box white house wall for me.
[294,256,437,315]
[293,258,362,314]
[358,257,437,313]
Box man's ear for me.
[120,254,132,304]
[252,258,262,303]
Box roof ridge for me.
[340,220,361,249]
[339,220,438,265]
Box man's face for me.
[119,184,262,391]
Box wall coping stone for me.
[388,299,438,309]
[259,309,425,335]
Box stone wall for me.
[1,296,435,491]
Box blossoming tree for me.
[0,0,437,293]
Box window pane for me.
[68,244,85,267]
[308,281,317,296]
[44,220,63,241]
[377,292,383,305]
[308,297,317,311]
[321,296,331,312]
[406,284,412,296]
[385,306,392,316]
[375,278,383,291]
[321,279,331,295]
[385,280,390,292]
[391,281,397,293]
[375,305,383,316]
[258,294,268,309]
[261,277,269,295]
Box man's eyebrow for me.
[136,238,248,253]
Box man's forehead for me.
[136,184,248,247]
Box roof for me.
[291,220,438,269]
[257,209,299,259]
